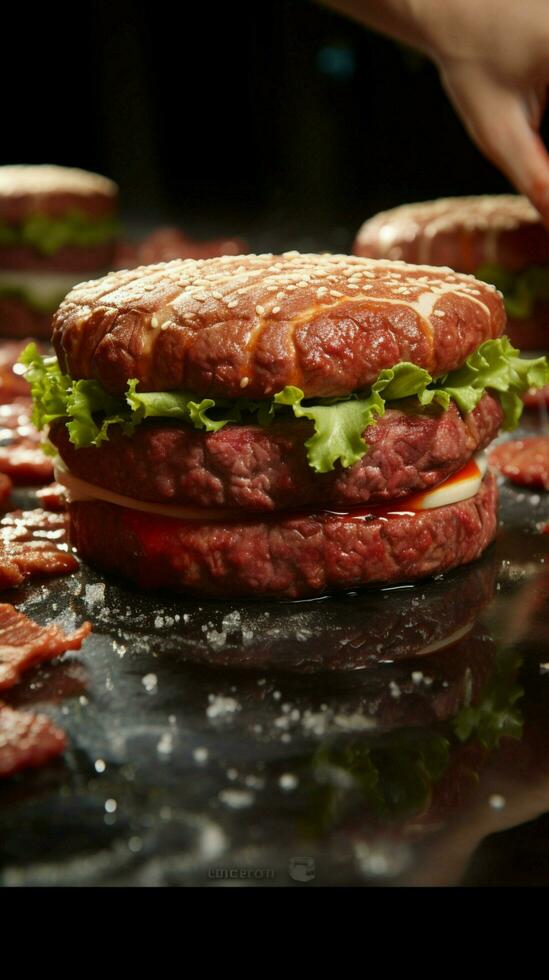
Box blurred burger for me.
[0,164,119,339]
[22,252,548,599]
[354,195,549,351]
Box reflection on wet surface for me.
[1,467,549,885]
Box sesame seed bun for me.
[51,252,504,398]
[354,195,549,274]
[0,165,118,222]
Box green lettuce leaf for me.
[453,653,524,750]
[274,384,385,473]
[0,210,120,256]
[19,337,549,472]
[439,336,549,429]
[475,263,549,320]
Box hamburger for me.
[354,195,549,351]
[0,165,119,339]
[21,252,549,599]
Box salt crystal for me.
[222,610,241,631]
[218,788,254,809]
[142,673,158,693]
[206,629,227,651]
[85,582,106,605]
[279,773,298,791]
[206,695,240,720]
[489,794,506,810]
[157,733,174,756]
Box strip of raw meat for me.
[0,602,91,691]
[0,702,66,776]
[0,508,78,588]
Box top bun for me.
[354,195,549,274]
[0,165,118,222]
[52,252,504,398]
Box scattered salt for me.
[206,695,240,720]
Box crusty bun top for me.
[354,195,549,274]
[0,165,118,222]
[52,252,505,399]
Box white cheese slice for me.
[54,451,488,523]
[54,459,239,520]
[410,451,487,510]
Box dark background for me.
[1,0,539,249]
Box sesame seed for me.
[240,377,250,388]
[256,304,265,315]
[150,316,159,328]
[272,306,281,314]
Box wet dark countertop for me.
[1,435,549,887]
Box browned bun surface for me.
[51,252,504,398]
[51,392,502,512]
[0,296,52,339]
[67,470,497,598]
[354,195,549,274]
[0,165,118,222]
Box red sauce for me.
[114,457,483,550]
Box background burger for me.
[354,195,549,352]
[0,164,119,339]
[22,252,548,599]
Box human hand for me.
[324,1,549,224]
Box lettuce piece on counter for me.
[19,337,549,473]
